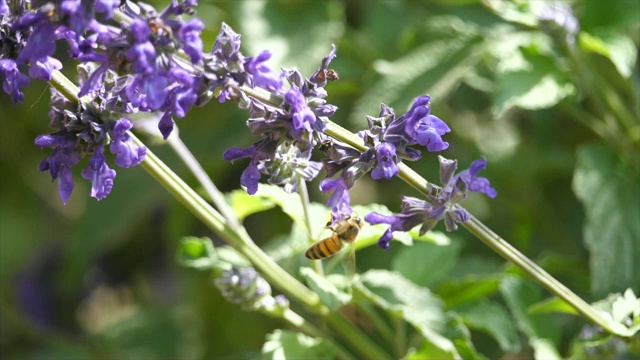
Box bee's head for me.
[347,213,363,228]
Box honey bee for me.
[305,214,363,278]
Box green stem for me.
[298,179,324,275]
[48,70,392,360]
[326,313,391,360]
[280,308,356,360]
[356,302,395,349]
[167,132,242,230]
[460,213,635,338]
[322,119,634,338]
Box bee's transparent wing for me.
[342,242,356,281]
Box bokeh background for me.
[1,0,638,358]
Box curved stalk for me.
[322,119,636,338]
[48,70,392,359]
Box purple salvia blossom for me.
[223,41,339,196]
[356,96,448,182]
[245,50,283,93]
[284,87,317,134]
[320,177,353,222]
[109,118,146,168]
[403,95,450,151]
[28,56,63,81]
[365,155,496,249]
[127,18,156,74]
[178,18,204,64]
[35,89,146,203]
[0,59,30,103]
[81,147,116,200]
[371,142,399,180]
[0,0,9,15]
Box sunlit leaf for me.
[300,267,351,311]
[436,275,502,308]
[227,189,276,222]
[355,270,458,359]
[238,1,344,75]
[493,54,574,115]
[572,144,640,297]
[262,329,336,360]
[527,297,579,315]
[500,275,562,358]
[391,239,461,287]
[457,299,521,353]
[254,184,306,230]
[579,32,636,78]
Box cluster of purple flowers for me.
[3,0,498,247]
[366,156,497,249]
[222,43,338,195]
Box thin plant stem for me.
[355,302,395,350]
[393,315,407,359]
[48,70,393,360]
[280,308,356,360]
[321,118,635,338]
[166,131,241,231]
[298,179,324,275]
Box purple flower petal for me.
[109,118,147,168]
[81,148,116,200]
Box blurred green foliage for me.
[1,0,639,359]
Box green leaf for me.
[261,329,336,360]
[579,32,637,78]
[299,267,351,311]
[254,184,306,230]
[349,33,482,128]
[436,275,502,308]
[177,237,217,270]
[482,0,546,27]
[500,275,562,359]
[527,297,579,316]
[457,299,521,353]
[237,1,344,75]
[227,189,276,222]
[572,144,640,297]
[391,239,461,287]
[442,314,488,360]
[493,54,574,115]
[355,270,458,359]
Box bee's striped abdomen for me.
[305,236,343,259]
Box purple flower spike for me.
[320,177,352,222]
[109,118,147,168]
[364,210,424,250]
[179,19,205,64]
[245,50,283,92]
[81,147,116,200]
[29,57,63,81]
[456,158,497,198]
[241,162,261,195]
[404,97,450,152]
[285,88,316,134]
[16,24,57,64]
[1,59,30,103]
[38,147,82,205]
[371,142,399,180]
